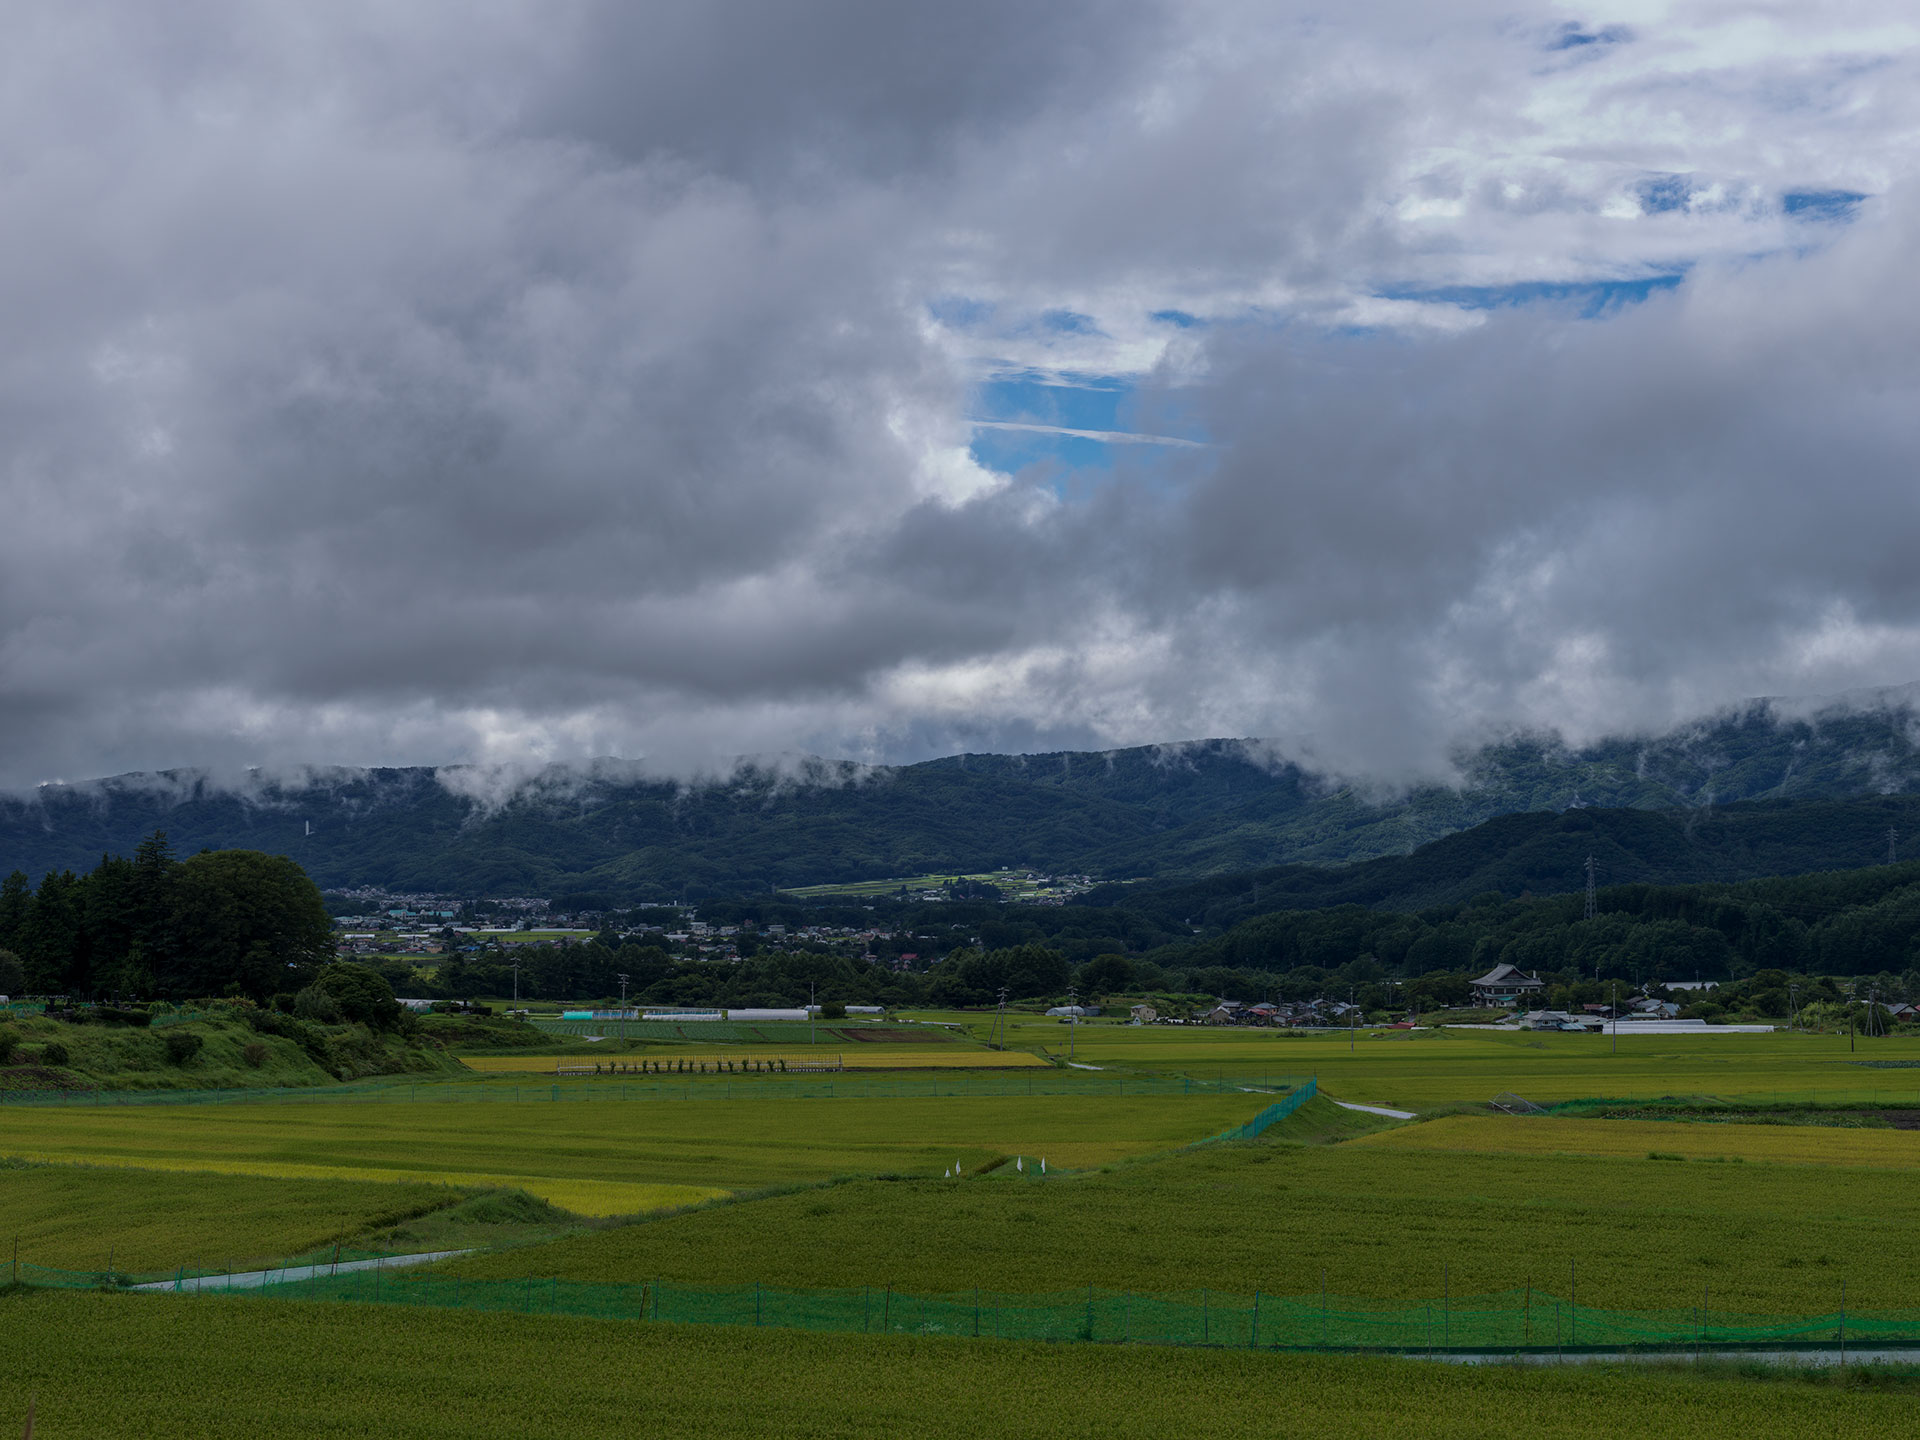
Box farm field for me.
[0,1093,1263,1215]
[3,1290,1913,1440]
[0,1161,476,1272]
[968,1018,1920,1109]
[445,1106,1920,1315]
[1352,1113,1920,1168]
[460,1048,1052,1072]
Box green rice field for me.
[957,1015,1920,1109]
[0,1161,474,1272]
[3,1291,1915,1440]
[0,1091,1264,1215]
[443,1100,1920,1314]
[15,1018,1920,1434]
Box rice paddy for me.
[1351,1113,1920,1168]
[459,1048,1052,1073]
[18,1015,1920,1436]
[4,1290,1916,1440]
[0,1092,1264,1214]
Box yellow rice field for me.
[461,1049,1051,1074]
[1350,1113,1920,1168]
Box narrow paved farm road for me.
[132,1249,469,1293]
[1332,1099,1418,1119]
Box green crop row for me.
[1,1291,1914,1440]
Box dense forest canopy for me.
[0,833,333,1000]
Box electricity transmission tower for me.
[1583,855,1597,922]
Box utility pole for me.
[1349,986,1356,1054]
[1584,855,1596,923]
[512,961,520,1009]
[1611,978,1619,1056]
[993,985,1009,1049]
[618,973,629,1045]
[810,981,817,1047]
[1066,986,1079,1062]
[1789,982,1798,1034]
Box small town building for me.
[1469,964,1545,1007]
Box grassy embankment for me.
[0,1008,464,1092]
[3,1291,1916,1440]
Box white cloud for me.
[4,0,1920,788]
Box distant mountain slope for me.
[1086,794,1920,928]
[4,693,1920,896]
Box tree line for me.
[0,832,335,1001]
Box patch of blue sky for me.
[966,425,1122,479]
[1783,190,1868,222]
[926,295,995,330]
[971,372,1205,437]
[1546,22,1631,50]
[1149,309,1202,328]
[1380,273,1686,318]
[1039,309,1103,335]
[966,374,1211,489]
[1636,174,1692,214]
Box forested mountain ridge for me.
[5,693,1920,897]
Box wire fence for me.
[1211,1078,1317,1139]
[23,1262,1912,1354]
[0,1072,1312,1109]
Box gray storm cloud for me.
[3,0,1920,788]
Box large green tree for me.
[165,849,334,1000]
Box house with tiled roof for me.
[1469,963,1545,1007]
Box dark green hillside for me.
[5,695,1920,897]
[1090,794,1920,928]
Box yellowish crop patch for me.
[1349,1113,1920,1168]
[0,1093,1258,1208]
[461,1049,1050,1073]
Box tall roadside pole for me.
[618,973,629,1046]
[1067,986,1078,1063]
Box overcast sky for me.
[6,0,1920,788]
